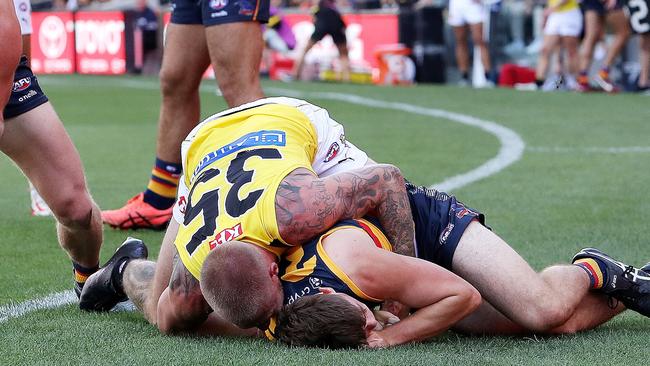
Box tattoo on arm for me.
[276,165,415,257]
[122,260,155,313]
[169,253,201,298]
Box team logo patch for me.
[209,0,228,10]
[13,77,31,92]
[238,0,255,15]
[455,202,476,219]
[439,223,454,244]
[323,142,340,163]
[209,223,243,249]
[309,277,322,289]
[176,195,187,215]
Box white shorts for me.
[172,97,369,223]
[543,9,583,37]
[448,0,486,27]
[13,0,32,35]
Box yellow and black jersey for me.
[280,218,391,307]
[265,217,391,341]
[174,103,318,280]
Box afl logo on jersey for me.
[323,142,340,163]
[13,77,31,92]
[209,0,228,10]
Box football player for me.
[272,184,650,348]
[80,97,416,335]
[1,0,110,298]
[101,0,271,230]
[624,0,650,91]
[293,0,350,81]
[577,0,630,92]
[535,0,583,90]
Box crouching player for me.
[270,184,650,348]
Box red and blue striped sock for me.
[573,258,608,289]
[143,157,181,210]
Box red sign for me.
[283,13,398,68]
[75,11,126,75]
[31,12,75,74]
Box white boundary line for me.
[266,87,525,192]
[1,80,525,324]
[528,146,650,154]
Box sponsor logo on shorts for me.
[192,130,286,180]
[18,90,38,103]
[323,142,340,163]
[211,10,228,17]
[439,223,454,244]
[209,223,243,249]
[13,77,31,92]
[209,0,228,10]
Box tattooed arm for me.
[156,253,212,334]
[275,164,415,257]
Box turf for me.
[1,75,649,365]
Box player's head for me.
[200,241,283,329]
[275,288,378,349]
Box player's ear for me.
[269,262,279,278]
[319,287,335,294]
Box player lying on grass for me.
[269,183,650,348]
[80,97,417,335]
[1,1,109,298]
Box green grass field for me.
[1,75,649,365]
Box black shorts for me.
[311,7,347,45]
[582,0,624,14]
[625,0,650,34]
[406,183,486,270]
[3,56,48,120]
[170,0,269,26]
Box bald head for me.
[200,241,282,329]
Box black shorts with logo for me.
[406,183,486,270]
[311,6,347,45]
[170,0,270,26]
[625,0,650,34]
[3,56,48,120]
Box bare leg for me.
[452,25,470,76]
[0,103,102,268]
[602,9,631,68]
[0,2,22,129]
[452,222,595,331]
[561,36,580,75]
[639,35,650,88]
[579,11,602,72]
[335,42,351,81]
[155,24,210,163]
[293,39,317,80]
[455,291,624,335]
[470,22,491,72]
[536,34,561,80]
[205,21,265,108]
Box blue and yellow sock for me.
[573,258,608,289]
[143,157,181,210]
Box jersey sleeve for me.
[172,174,189,223]
[292,100,369,177]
